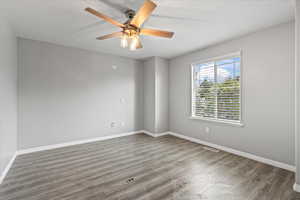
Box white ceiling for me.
[1,0,295,59]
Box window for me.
[191,53,242,124]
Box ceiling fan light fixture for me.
[120,33,129,48]
[129,35,139,51]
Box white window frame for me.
[190,51,244,127]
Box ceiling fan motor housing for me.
[123,24,140,37]
[125,9,136,19]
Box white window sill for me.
[189,116,244,127]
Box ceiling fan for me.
[85,0,174,51]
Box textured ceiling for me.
[1,0,295,59]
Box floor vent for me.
[203,146,220,153]
[126,177,135,183]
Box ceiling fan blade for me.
[130,0,157,28]
[96,32,123,40]
[140,28,174,38]
[85,7,124,28]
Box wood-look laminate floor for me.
[1,133,300,200]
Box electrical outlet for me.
[205,127,210,133]
[121,122,125,127]
[110,122,116,128]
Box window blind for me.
[191,55,241,123]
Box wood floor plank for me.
[0,133,299,200]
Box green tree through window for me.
[192,55,241,123]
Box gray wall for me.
[143,57,169,134]
[295,0,300,184]
[155,57,169,133]
[169,22,295,165]
[18,38,144,149]
[0,19,18,178]
[143,58,156,133]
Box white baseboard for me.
[168,132,295,172]
[142,130,169,138]
[294,183,300,192]
[17,130,143,155]
[0,152,18,184]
